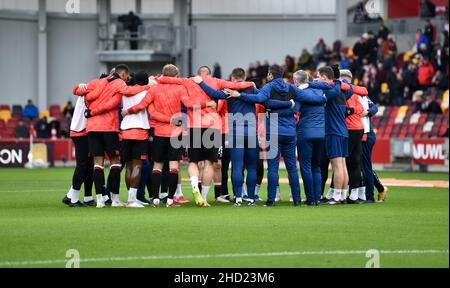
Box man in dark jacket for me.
[227,65,326,207]
[294,71,326,205]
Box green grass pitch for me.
[0,168,448,268]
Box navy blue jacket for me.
[307,80,353,138]
[239,78,326,137]
[199,81,257,136]
[297,88,326,139]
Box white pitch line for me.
[0,249,447,266]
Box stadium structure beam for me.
[136,0,142,14]
[38,0,47,110]
[97,0,111,74]
[173,0,191,76]
[336,0,348,45]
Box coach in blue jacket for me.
[227,65,326,207]
[294,71,326,205]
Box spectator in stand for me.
[246,69,262,89]
[261,61,270,78]
[332,40,342,61]
[298,49,312,70]
[403,61,420,91]
[14,120,29,138]
[248,63,257,77]
[390,70,405,106]
[213,62,222,79]
[423,95,443,114]
[412,90,425,112]
[418,56,436,91]
[313,38,326,62]
[367,31,379,63]
[402,86,413,102]
[63,101,74,118]
[420,0,436,18]
[353,34,370,66]
[256,61,269,80]
[386,34,398,57]
[416,29,430,52]
[22,99,39,120]
[424,19,436,48]
[377,24,390,40]
[339,52,352,70]
[432,70,449,91]
[354,1,369,23]
[36,116,50,139]
[284,55,295,73]
[118,11,142,50]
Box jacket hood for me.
[271,78,290,96]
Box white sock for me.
[175,184,183,197]
[349,188,359,201]
[333,189,342,201]
[358,187,367,201]
[70,189,80,204]
[160,192,168,199]
[255,184,261,196]
[342,187,349,201]
[66,187,74,199]
[190,176,199,190]
[128,188,137,203]
[326,188,334,200]
[84,196,93,202]
[201,186,210,202]
[111,194,119,202]
[96,194,104,203]
[102,195,110,202]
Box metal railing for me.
[348,17,447,37]
[98,23,176,53]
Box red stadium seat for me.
[439,124,448,137]
[0,104,10,111]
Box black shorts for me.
[152,135,183,163]
[187,128,220,163]
[122,139,148,162]
[88,132,120,158]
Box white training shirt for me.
[359,96,370,134]
[70,96,87,132]
[121,90,150,130]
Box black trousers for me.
[71,136,93,196]
[346,130,364,189]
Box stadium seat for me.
[409,113,420,124]
[11,105,22,118]
[439,124,448,137]
[39,110,50,119]
[50,105,62,120]
[0,104,10,111]
[381,83,389,94]
[0,110,12,123]
[397,105,408,117]
[441,90,449,112]
[423,121,434,133]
